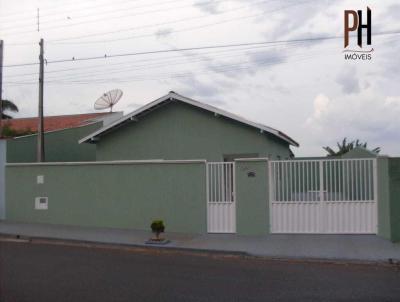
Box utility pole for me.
[37,39,45,162]
[0,40,3,137]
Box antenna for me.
[94,89,123,112]
[37,8,40,32]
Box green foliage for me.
[1,99,19,119]
[150,220,165,238]
[0,124,34,138]
[323,138,381,157]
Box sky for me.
[0,0,399,156]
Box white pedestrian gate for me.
[269,158,378,234]
[207,162,236,233]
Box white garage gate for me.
[269,158,377,234]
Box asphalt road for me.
[0,239,399,302]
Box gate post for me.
[319,160,325,233]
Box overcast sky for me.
[0,0,399,156]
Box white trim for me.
[234,157,269,162]
[79,92,299,146]
[6,159,207,167]
[270,158,374,163]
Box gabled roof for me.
[79,92,299,147]
[2,112,112,134]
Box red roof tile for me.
[1,112,110,134]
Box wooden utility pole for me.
[37,39,45,162]
[0,40,3,137]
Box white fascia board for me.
[78,94,171,144]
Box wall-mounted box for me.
[35,197,48,210]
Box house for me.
[4,112,122,163]
[80,91,299,161]
[2,112,115,136]
[3,92,399,242]
[341,146,379,158]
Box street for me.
[0,239,399,302]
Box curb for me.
[0,232,250,258]
[1,232,399,268]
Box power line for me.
[5,42,307,80]
[0,0,149,22]
[2,0,253,36]
[4,44,288,77]
[3,39,327,68]
[8,32,398,80]
[5,30,400,68]
[45,46,334,82]
[47,0,286,44]
[3,0,305,47]
[0,0,211,33]
[7,35,398,86]
[3,48,338,86]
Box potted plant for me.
[150,220,165,241]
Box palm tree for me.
[1,99,19,119]
[323,138,380,157]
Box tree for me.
[323,138,380,157]
[1,99,19,119]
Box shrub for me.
[150,220,165,240]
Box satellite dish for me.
[94,89,123,112]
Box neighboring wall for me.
[6,161,206,234]
[6,122,101,163]
[376,156,400,242]
[96,102,291,162]
[0,140,5,219]
[377,157,391,240]
[389,158,400,242]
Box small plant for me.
[150,220,165,240]
[0,124,34,138]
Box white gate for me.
[207,162,236,233]
[269,158,377,234]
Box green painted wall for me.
[377,157,391,239]
[6,162,206,234]
[388,158,400,242]
[6,123,101,163]
[96,102,291,162]
[236,160,269,235]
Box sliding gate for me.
[269,158,377,234]
[207,162,236,233]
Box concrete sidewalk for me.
[0,221,399,262]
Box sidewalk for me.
[0,221,399,262]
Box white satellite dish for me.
[94,89,123,112]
